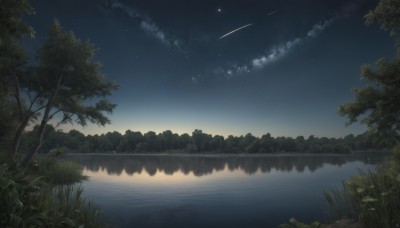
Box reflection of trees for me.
[65,153,387,177]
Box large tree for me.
[8,20,118,167]
[0,0,34,94]
[338,0,400,148]
[0,0,35,146]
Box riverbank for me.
[63,150,389,156]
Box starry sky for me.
[26,0,394,138]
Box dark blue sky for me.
[27,0,394,137]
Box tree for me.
[179,133,191,150]
[365,0,400,38]
[0,0,35,95]
[239,133,256,150]
[212,135,225,151]
[10,20,118,167]
[0,0,35,147]
[338,0,400,148]
[143,131,157,151]
[191,129,206,152]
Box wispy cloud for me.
[251,37,302,68]
[106,0,181,49]
[251,18,334,69]
[192,18,335,84]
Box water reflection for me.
[65,153,385,177]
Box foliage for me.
[6,20,118,167]
[365,0,400,37]
[280,218,321,228]
[0,159,105,227]
[0,0,35,96]
[323,188,355,221]
[20,126,378,154]
[324,147,400,228]
[0,1,109,227]
[0,101,19,149]
[34,158,87,185]
[0,0,34,149]
[18,20,118,129]
[321,1,400,228]
[338,58,400,147]
[338,0,400,148]
[52,185,108,228]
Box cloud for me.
[140,21,169,46]
[252,18,333,69]
[252,38,301,68]
[307,19,334,38]
[193,18,335,83]
[106,0,181,49]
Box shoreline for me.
[63,150,389,157]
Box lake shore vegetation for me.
[282,0,400,227]
[1,0,397,227]
[21,125,381,155]
[1,0,115,226]
[0,152,107,227]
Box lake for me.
[65,153,387,228]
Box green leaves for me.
[365,0,400,37]
[0,159,106,227]
[35,20,118,128]
[338,0,400,148]
[0,0,35,40]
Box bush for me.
[324,146,400,228]
[29,157,87,185]
[0,154,105,227]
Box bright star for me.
[217,8,222,13]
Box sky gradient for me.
[26,0,394,138]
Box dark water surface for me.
[65,153,387,228]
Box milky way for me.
[28,0,393,138]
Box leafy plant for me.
[324,147,400,228]
[34,158,87,185]
[280,217,321,228]
[0,158,106,227]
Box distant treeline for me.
[21,125,378,154]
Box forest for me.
[19,125,379,154]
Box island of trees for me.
[20,125,380,154]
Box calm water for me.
[66,153,387,228]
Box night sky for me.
[26,0,394,138]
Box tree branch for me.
[48,109,62,120]
[55,113,74,129]
[13,76,24,121]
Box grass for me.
[323,145,400,227]
[280,145,400,228]
[51,185,108,228]
[0,153,106,227]
[34,157,87,185]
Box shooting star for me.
[268,10,278,16]
[219,23,253,40]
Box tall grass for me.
[0,155,106,227]
[324,146,400,228]
[36,158,87,185]
[51,185,108,228]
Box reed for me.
[323,146,400,228]
[0,156,106,227]
[38,158,87,185]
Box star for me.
[217,8,222,13]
